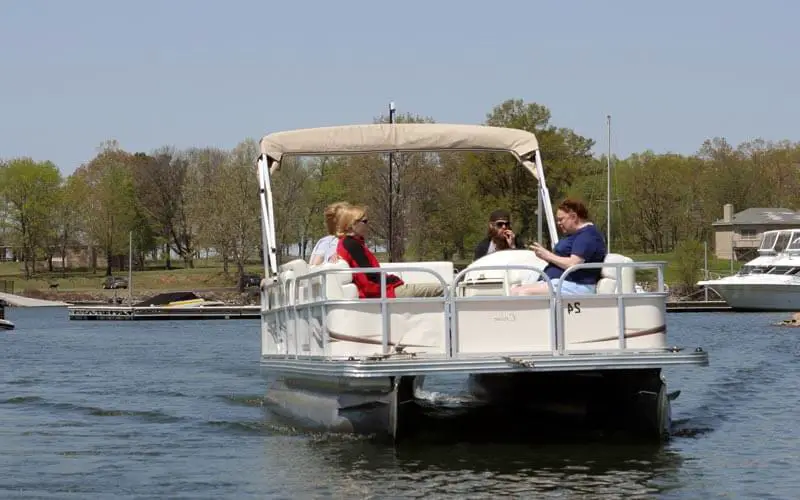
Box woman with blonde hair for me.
[335,205,443,299]
[308,201,350,266]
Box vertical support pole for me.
[388,101,396,262]
[704,240,709,301]
[265,161,278,274]
[381,271,390,354]
[533,151,559,246]
[257,155,278,279]
[537,185,543,244]
[617,264,626,350]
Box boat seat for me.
[280,258,309,276]
[295,260,449,357]
[297,260,453,301]
[309,260,359,300]
[381,261,454,286]
[596,253,636,294]
[463,250,547,283]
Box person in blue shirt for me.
[511,198,607,295]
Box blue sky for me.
[1,0,797,174]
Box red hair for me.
[557,198,589,220]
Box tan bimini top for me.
[259,123,540,172]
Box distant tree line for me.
[1,98,798,283]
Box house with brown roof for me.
[713,204,800,260]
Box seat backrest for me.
[309,260,354,299]
[463,249,548,284]
[313,259,352,284]
[597,253,635,294]
[279,258,309,277]
[381,261,454,285]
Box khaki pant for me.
[394,283,445,298]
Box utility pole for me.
[606,114,612,253]
[388,101,396,262]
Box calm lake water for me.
[1,307,798,499]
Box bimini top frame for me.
[256,123,559,279]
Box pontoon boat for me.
[256,123,709,442]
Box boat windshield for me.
[758,231,780,252]
[786,232,800,252]
[740,264,800,276]
[767,266,797,275]
[774,231,793,252]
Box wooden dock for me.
[67,305,260,321]
[666,300,732,312]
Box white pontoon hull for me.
[259,355,692,441]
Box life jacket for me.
[336,235,404,298]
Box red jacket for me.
[336,235,404,298]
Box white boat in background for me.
[0,302,14,330]
[698,229,800,311]
[255,122,709,443]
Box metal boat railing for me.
[292,265,450,356]
[450,264,557,358]
[557,261,666,354]
[261,260,669,359]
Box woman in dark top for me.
[335,205,443,299]
[511,198,607,295]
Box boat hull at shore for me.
[698,278,800,311]
[697,229,800,311]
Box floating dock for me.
[665,300,731,312]
[0,291,69,307]
[67,305,260,321]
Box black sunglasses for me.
[358,218,369,224]
[494,220,510,228]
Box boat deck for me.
[261,348,709,377]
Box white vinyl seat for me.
[596,253,636,294]
[287,260,450,357]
